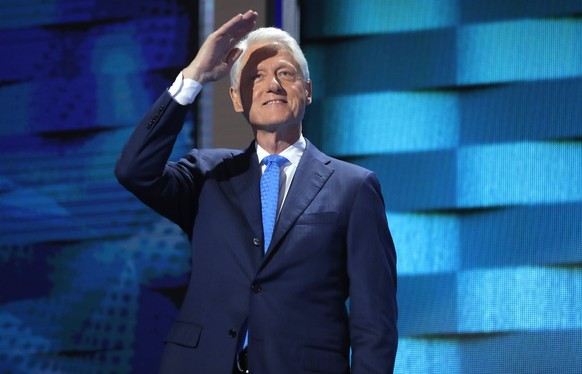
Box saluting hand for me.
[183,10,258,85]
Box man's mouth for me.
[263,99,287,105]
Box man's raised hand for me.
[183,10,258,85]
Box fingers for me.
[217,10,258,44]
[182,11,257,84]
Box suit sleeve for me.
[114,91,201,234]
[347,171,398,373]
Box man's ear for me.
[305,80,313,105]
[229,86,244,112]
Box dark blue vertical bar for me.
[274,0,282,28]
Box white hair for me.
[229,27,310,90]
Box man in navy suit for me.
[115,10,397,374]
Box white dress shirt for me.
[257,136,305,215]
[168,71,203,105]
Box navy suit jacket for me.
[115,91,398,373]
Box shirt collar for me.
[256,134,306,167]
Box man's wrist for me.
[168,72,203,106]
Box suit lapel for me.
[261,140,334,267]
[220,142,263,242]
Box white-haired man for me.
[115,10,397,374]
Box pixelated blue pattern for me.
[395,338,461,374]
[302,29,457,95]
[0,0,196,372]
[458,267,582,332]
[458,20,582,84]
[301,0,582,373]
[311,92,459,155]
[458,142,582,206]
[388,212,460,275]
[301,0,458,36]
[460,78,582,144]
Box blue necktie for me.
[260,154,289,253]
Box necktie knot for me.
[262,154,289,168]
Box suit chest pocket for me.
[295,212,339,226]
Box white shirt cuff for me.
[168,71,203,105]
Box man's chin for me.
[251,121,296,132]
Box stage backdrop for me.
[300,1,582,373]
[0,0,198,372]
[1,0,581,373]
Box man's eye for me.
[248,74,262,83]
[278,71,295,79]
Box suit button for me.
[251,283,261,293]
[252,238,260,247]
[228,329,237,338]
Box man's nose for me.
[267,75,283,92]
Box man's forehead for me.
[242,42,298,69]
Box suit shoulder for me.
[306,140,372,178]
[329,157,371,175]
[178,147,245,171]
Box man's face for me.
[230,42,312,130]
